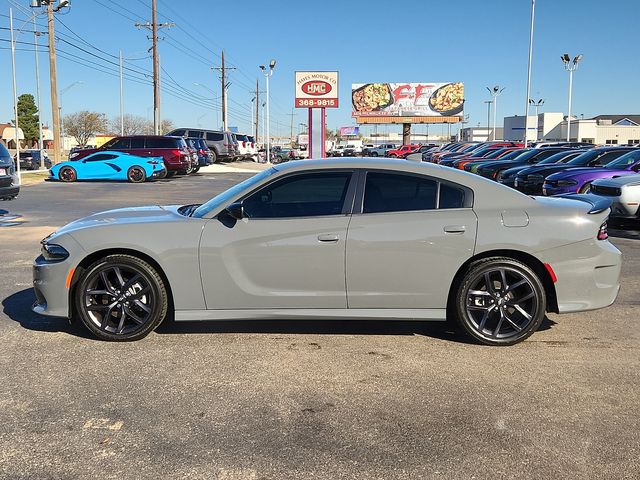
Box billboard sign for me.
[339,126,359,136]
[295,71,339,108]
[352,82,464,117]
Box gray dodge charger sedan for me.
[33,158,622,345]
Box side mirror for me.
[225,202,244,220]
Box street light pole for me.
[9,8,21,184]
[484,100,492,142]
[33,17,45,169]
[529,98,544,141]
[259,60,276,164]
[486,86,505,141]
[523,0,535,147]
[561,53,582,142]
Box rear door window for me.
[363,172,437,213]
[147,137,177,149]
[206,132,224,141]
[130,137,145,149]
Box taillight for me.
[242,141,246,147]
[597,221,608,240]
[199,149,204,154]
[147,160,158,165]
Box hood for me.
[592,173,640,188]
[50,205,188,239]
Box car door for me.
[199,170,357,310]
[80,153,119,179]
[346,170,477,309]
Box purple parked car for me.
[543,148,640,196]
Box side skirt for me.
[174,308,447,322]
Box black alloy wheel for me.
[59,166,77,182]
[75,254,168,341]
[127,166,146,183]
[455,257,546,346]
[192,166,200,173]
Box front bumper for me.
[539,238,622,313]
[542,184,576,196]
[0,183,19,198]
[514,178,544,194]
[152,167,167,178]
[32,255,74,318]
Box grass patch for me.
[20,171,50,186]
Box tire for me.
[127,166,146,183]
[453,257,546,346]
[74,254,169,341]
[156,169,167,180]
[192,166,200,173]
[166,171,176,178]
[210,151,218,164]
[370,152,378,157]
[59,166,77,182]
[579,182,591,194]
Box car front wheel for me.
[454,257,546,346]
[74,254,168,341]
[59,166,77,182]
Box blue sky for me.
[1,0,639,138]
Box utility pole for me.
[151,0,159,134]
[252,80,265,144]
[135,3,173,135]
[33,17,45,169]
[46,1,61,163]
[9,8,21,182]
[213,51,235,131]
[119,49,124,136]
[288,108,296,144]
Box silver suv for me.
[167,128,238,162]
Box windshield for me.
[566,150,602,166]
[605,150,640,169]
[498,149,525,161]
[191,168,276,218]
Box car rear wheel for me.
[74,254,168,341]
[192,166,200,173]
[127,166,146,183]
[166,171,175,178]
[210,151,218,163]
[59,166,77,182]
[370,152,378,157]
[156,169,167,180]
[454,257,546,346]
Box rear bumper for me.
[538,238,622,313]
[0,183,19,198]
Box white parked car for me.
[246,135,258,161]
[235,134,252,160]
[591,174,640,220]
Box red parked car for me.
[68,135,192,177]
[387,144,421,158]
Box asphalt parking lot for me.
[1,172,640,480]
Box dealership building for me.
[502,113,640,145]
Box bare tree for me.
[111,114,148,136]
[141,118,174,135]
[64,111,108,146]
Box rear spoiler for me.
[555,193,612,214]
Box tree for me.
[16,94,40,146]
[110,114,147,136]
[64,111,108,146]
[141,118,174,135]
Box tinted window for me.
[171,129,186,136]
[439,183,467,209]
[247,136,255,142]
[593,150,630,166]
[236,134,248,141]
[243,172,352,218]
[364,172,437,214]
[147,137,178,149]
[188,130,204,138]
[0,143,10,158]
[206,132,224,141]
[86,153,117,162]
[130,137,145,149]
[106,138,130,150]
[605,150,640,168]
[531,149,564,162]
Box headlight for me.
[557,179,577,186]
[41,243,69,262]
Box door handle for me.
[444,225,466,234]
[317,233,339,243]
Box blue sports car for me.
[50,151,166,183]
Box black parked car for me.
[474,148,578,180]
[1,143,19,200]
[497,150,587,188]
[512,147,635,194]
[193,138,214,167]
[14,149,51,170]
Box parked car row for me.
[166,128,257,162]
[13,149,52,170]
[426,141,640,221]
[0,143,19,200]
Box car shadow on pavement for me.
[2,288,94,340]
[4,288,557,344]
[609,221,640,240]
